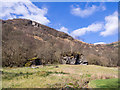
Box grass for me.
[88,78,120,88]
[2,65,118,88]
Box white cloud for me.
[0,0,28,2]
[100,11,118,36]
[94,42,106,45]
[57,26,69,34]
[0,0,50,25]
[71,4,106,18]
[70,22,104,37]
[70,11,118,38]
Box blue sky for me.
[0,1,118,44]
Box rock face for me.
[1,19,119,67]
[61,52,88,65]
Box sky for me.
[0,0,118,44]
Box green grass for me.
[2,65,118,88]
[88,78,120,88]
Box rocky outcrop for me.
[61,52,88,65]
[25,57,42,67]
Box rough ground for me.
[2,65,118,88]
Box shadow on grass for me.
[2,71,69,80]
[36,71,69,77]
[2,71,34,80]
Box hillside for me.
[2,19,119,67]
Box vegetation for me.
[88,78,120,88]
[25,57,38,67]
[2,65,118,88]
[61,51,81,57]
[2,19,119,67]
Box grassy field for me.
[2,65,118,88]
[88,78,120,88]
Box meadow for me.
[2,65,119,88]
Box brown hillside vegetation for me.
[1,19,119,67]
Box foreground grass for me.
[2,65,118,88]
[88,78,120,88]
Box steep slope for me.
[2,19,119,67]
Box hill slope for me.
[2,19,119,67]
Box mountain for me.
[2,19,119,67]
